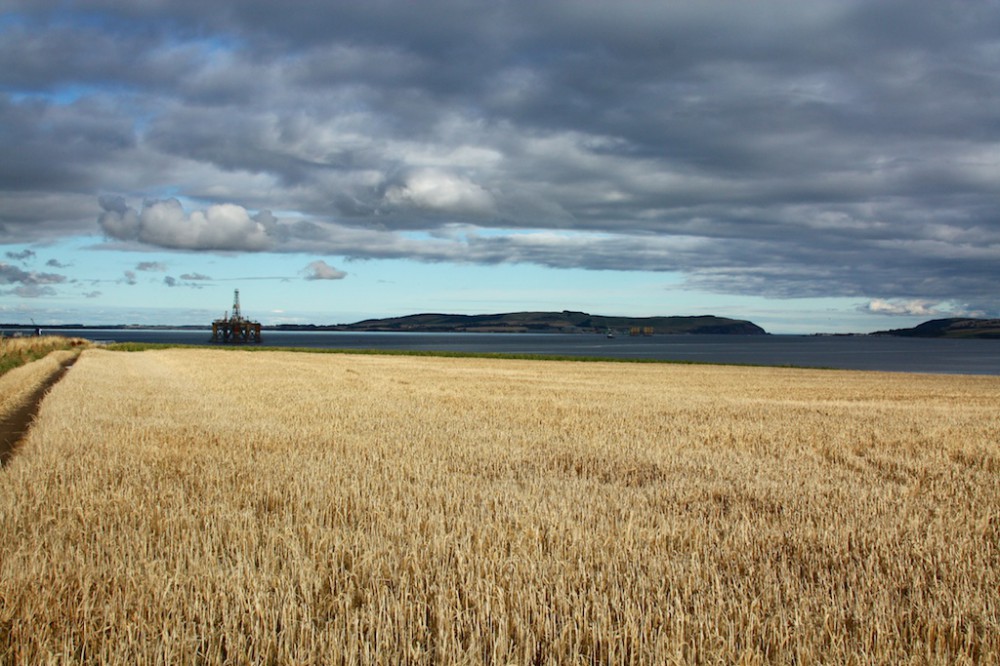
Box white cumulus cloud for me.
[862,299,942,316]
[384,169,496,217]
[99,197,274,251]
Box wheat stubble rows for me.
[1,348,998,664]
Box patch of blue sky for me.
[340,257,681,316]
[37,84,102,104]
[44,7,136,32]
[0,12,26,28]
[657,292,868,335]
[3,236,913,333]
[4,83,141,111]
[5,85,81,103]
[74,225,647,320]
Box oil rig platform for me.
[211,289,262,343]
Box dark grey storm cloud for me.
[2,1,1000,312]
[6,249,35,262]
[0,261,67,297]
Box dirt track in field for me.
[0,355,78,467]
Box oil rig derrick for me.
[211,289,262,343]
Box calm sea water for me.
[21,328,1000,375]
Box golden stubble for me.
[0,349,77,420]
[1,348,998,664]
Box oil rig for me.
[211,289,262,343]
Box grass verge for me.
[0,335,88,378]
[105,341,833,369]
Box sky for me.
[1,1,999,334]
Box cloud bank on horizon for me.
[2,0,999,320]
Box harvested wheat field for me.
[1,348,998,664]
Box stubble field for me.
[1,348,998,664]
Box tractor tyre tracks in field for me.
[0,355,78,468]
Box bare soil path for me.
[0,354,78,467]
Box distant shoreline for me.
[2,310,768,336]
[872,317,1000,340]
[2,323,765,336]
[7,314,999,339]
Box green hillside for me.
[873,318,1000,339]
[343,311,767,335]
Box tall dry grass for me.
[0,334,87,377]
[1,348,998,664]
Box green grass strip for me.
[104,341,833,370]
[0,337,86,378]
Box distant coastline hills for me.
[6,311,765,335]
[1,311,766,334]
[295,311,769,335]
[8,315,1000,338]
[872,318,1000,339]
